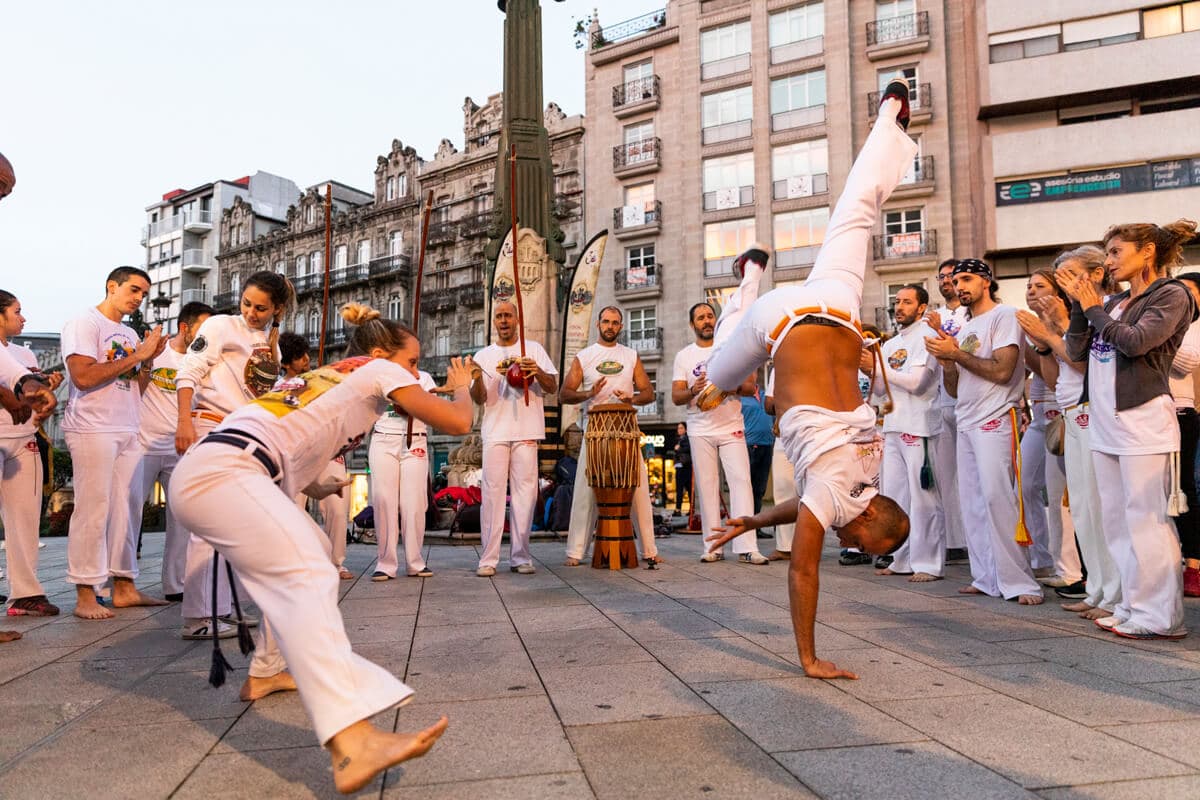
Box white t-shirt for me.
[374,370,437,435]
[472,341,557,443]
[138,344,184,455]
[1087,305,1179,455]
[1169,320,1200,409]
[62,307,142,434]
[777,403,880,530]
[672,342,743,437]
[953,304,1025,431]
[576,342,639,431]
[935,305,970,409]
[878,322,941,437]
[0,342,39,440]
[1052,352,1085,410]
[221,357,417,496]
[175,314,277,417]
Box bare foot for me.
[329,716,449,794]
[876,568,911,576]
[1080,606,1110,620]
[74,586,115,620]
[0,630,22,643]
[958,586,986,595]
[563,557,581,567]
[111,578,169,608]
[240,671,298,701]
[1061,601,1093,613]
[1018,594,1044,605]
[767,550,790,562]
[908,572,942,583]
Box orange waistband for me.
[767,306,862,349]
[192,410,225,425]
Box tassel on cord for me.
[225,560,256,656]
[1011,408,1032,546]
[208,551,233,688]
[920,436,935,491]
[1168,450,1189,517]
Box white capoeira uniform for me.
[175,314,278,621]
[1023,373,1082,584]
[930,305,969,552]
[1057,355,1120,612]
[704,104,918,533]
[871,319,945,575]
[370,371,436,577]
[0,341,47,605]
[765,369,795,553]
[472,341,558,570]
[565,342,657,561]
[1088,306,1184,633]
[954,305,1041,599]
[171,356,418,744]
[61,308,144,589]
[315,457,350,568]
[128,344,187,596]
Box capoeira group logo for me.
[596,360,625,376]
[941,317,963,337]
[493,276,516,303]
[1090,338,1116,363]
[244,345,281,398]
[887,349,908,369]
[106,338,139,382]
[568,284,593,313]
[149,367,177,393]
[959,333,981,355]
[254,355,372,417]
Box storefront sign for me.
[996,157,1200,206]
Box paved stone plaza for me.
[5,532,1200,799]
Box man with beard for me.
[927,259,969,563]
[868,285,945,581]
[925,259,1042,604]
[561,306,660,567]
[672,302,766,564]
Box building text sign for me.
[996,158,1200,206]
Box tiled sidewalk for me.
[4,532,1200,798]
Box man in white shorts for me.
[561,306,660,567]
[702,81,915,679]
[469,301,558,576]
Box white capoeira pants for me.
[130,451,186,596]
[370,432,430,577]
[565,438,657,560]
[692,431,758,555]
[171,444,412,744]
[930,405,966,550]
[1092,450,1184,633]
[771,445,796,552]
[1022,404,1083,583]
[1,436,45,602]
[882,432,944,576]
[65,430,141,586]
[956,413,1041,599]
[182,417,232,619]
[1063,404,1120,611]
[316,460,350,568]
[479,440,538,569]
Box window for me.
[704,286,738,316]
[901,136,922,183]
[296,255,308,276]
[772,139,829,199]
[624,182,656,211]
[387,295,402,320]
[230,274,241,298]
[472,320,486,347]
[700,20,751,64]
[386,178,395,201]
[274,259,286,275]
[773,208,829,268]
[882,208,926,258]
[623,60,653,85]
[878,66,919,104]
[702,86,753,129]
[311,251,323,274]
[295,313,307,335]
[305,205,315,224]
[625,120,654,145]
[389,231,404,256]
[769,3,824,46]
[435,327,451,356]
[875,0,914,20]
[624,244,657,287]
[1144,3,1200,37]
[334,245,348,269]
[703,152,755,210]
[770,71,826,129]
[357,240,371,265]
[622,121,657,165]
[704,218,757,277]
[309,311,320,333]
[627,307,658,350]
[397,174,408,197]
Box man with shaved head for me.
[468,300,558,577]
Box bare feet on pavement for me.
[875,568,911,576]
[111,578,169,608]
[1061,601,1092,613]
[0,630,21,643]
[1080,606,1109,620]
[240,671,299,701]
[329,715,449,794]
[958,586,985,595]
[74,586,115,620]
[1018,594,1044,605]
[908,572,942,582]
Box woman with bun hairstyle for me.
[170,303,472,794]
[173,271,291,641]
[1062,219,1199,640]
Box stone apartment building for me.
[212,94,586,476]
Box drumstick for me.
[508,143,529,406]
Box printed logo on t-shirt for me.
[596,360,625,375]
[149,367,177,393]
[253,356,371,417]
[105,336,139,382]
[981,418,1002,432]
[244,345,281,398]
[1090,339,1116,363]
[959,333,981,355]
[691,361,707,378]
[189,335,208,353]
[941,318,962,337]
[887,349,908,369]
[1075,412,1089,429]
[900,433,921,446]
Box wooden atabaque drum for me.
[585,403,641,569]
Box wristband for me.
[1033,345,1051,356]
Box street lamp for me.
[150,292,173,325]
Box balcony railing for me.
[613,138,661,171]
[776,244,821,269]
[873,229,938,260]
[181,249,213,272]
[182,209,214,232]
[369,252,411,279]
[772,173,830,200]
[620,327,664,357]
[614,265,662,294]
[551,196,578,220]
[326,329,348,347]
[293,272,322,294]
[638,392,665,419]
[770,34,823,64]
[421,288,459,313]
[702,185,754,212]
[612,200,662,232]
[427,220,457,245]
[771,103,825,132]
[613,75,660,109]
[459,284,486,307]
[592,8,666,49]
[701,119,752,146]
[212,291,237,311]
[460,212,491,238]
[704,256,736,278]
[331,262,370,287]
[180,289,212,306]
[305,332,321,348]
[701,52,751,81]
[868,83,931,119]
[866,11,929,46]
[900,156,935,185]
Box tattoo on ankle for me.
[337,757,351,771]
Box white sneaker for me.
[738,552,769,565]
[700,552,724,563]
[1094,615,1123,631]
[510,563,536,575]
[181,619,236,640]
[475,566,496,577]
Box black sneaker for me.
[1054,581,1087,600]
[874,555,894,570]
[732,243,771,279]
[838,550,874,566]
[880,78,911,131]
[164,592,183,602]
[945,548,969,564]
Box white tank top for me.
[577,342,638,431]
